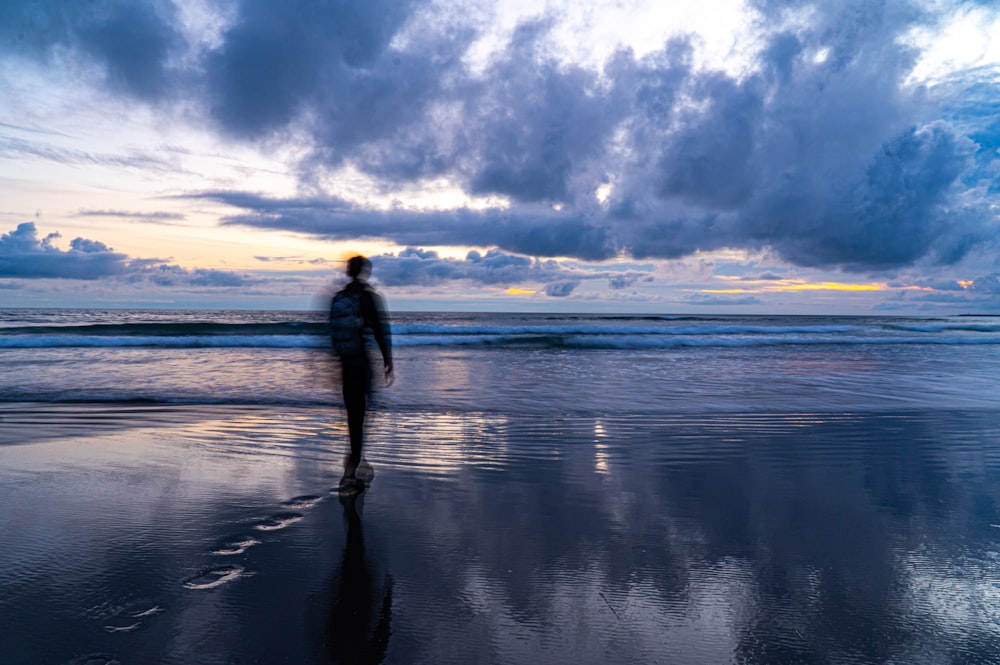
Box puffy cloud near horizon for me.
[0,222,128,279]
[124,262,252,287]
[0,222,251,287]
[684,293,764,306]
[368,247,650,296]
[3,0,999,277]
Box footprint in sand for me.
[65,654,120,665]
[195,490,334,588]
[253,512,304,531]
[97,599,165,634]
[283,494,324,510]
[182,564,247,590]
[212,536,261,556]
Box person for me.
[329,255,393,486]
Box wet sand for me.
[2,403,1000,664]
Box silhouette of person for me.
[325,494,393,664]
[329,256,392,485]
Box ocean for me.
[3,308,1000,412]
[2,308,1000,664]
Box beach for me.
[3,311,1000,663]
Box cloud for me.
[455,20,626,204]
[968,273,1000,294]
[0,0,182,100]
[873,288,1000,312]
[0,223,251,287]
[0,136,180,173]
[0,222,128,279]
[189,268,248,287]
[4,0,1000,274]
[254,255,330,265]
[608,273,651,289]
[683,293,763,306]
[195,191,616,260]
[76,210,186,222]
[899,278,966,291]
[544,281,579,297]
[367,247,647,296]
[740,273,786,281]
[123,262,253,288]
[372,247,535,287]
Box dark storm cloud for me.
[193,191,616,260]
[216,1,997,271]
[0,0,181,100]
[0,222,127,279]
[742,123,981,270]
[609,3,995,269]
[203,0,429,144]
[5,0,998,274]
[459,20,626,203]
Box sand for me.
[2,403,1000,664]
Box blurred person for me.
[328,256,393,490]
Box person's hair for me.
[347,255,371,278]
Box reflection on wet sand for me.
[1,406,1000,663]
[370,410,1000,664]
[324,494,393,665]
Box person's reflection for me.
[326,493,393,665]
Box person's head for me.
[346,255,371,281]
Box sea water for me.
[2,308,1000,412]
[2,309,1000,664]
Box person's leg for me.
[342,362,370,476]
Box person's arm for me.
[362,290,393,375]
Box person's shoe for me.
[356,460,375,483]
[338,474,365,496]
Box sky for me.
[0,0,998,313]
